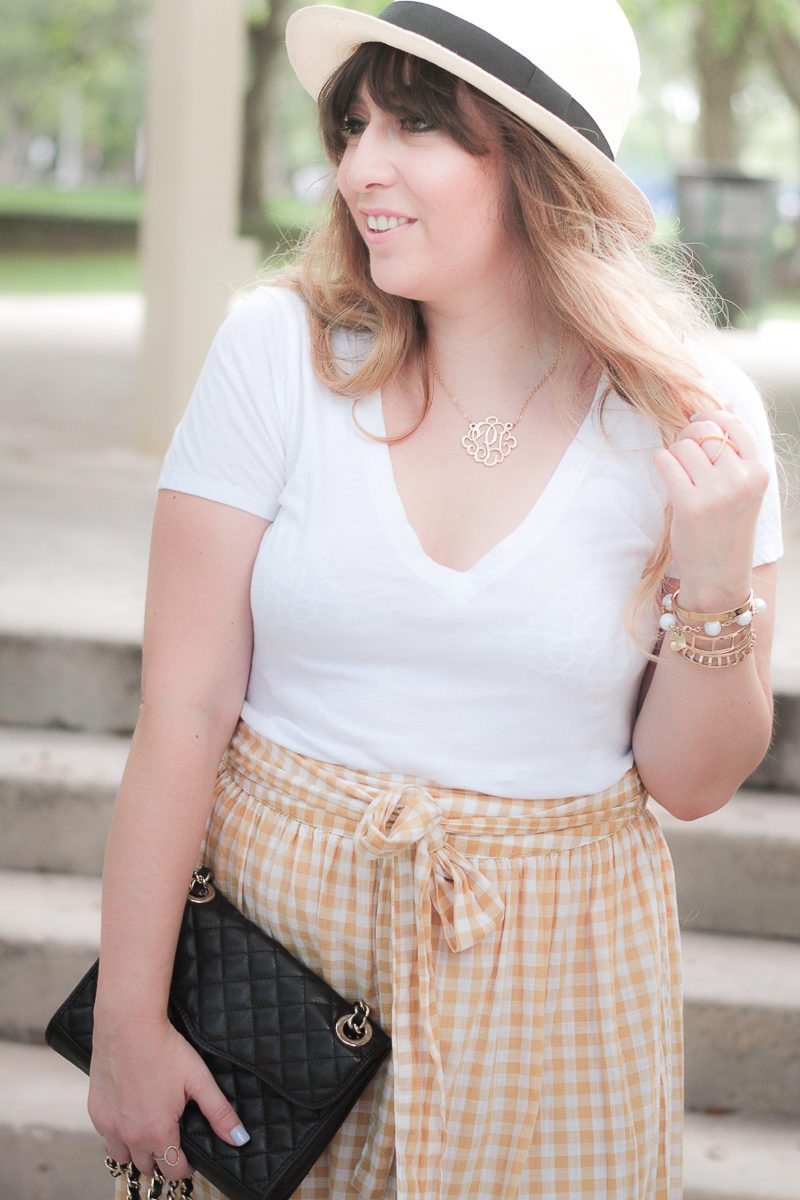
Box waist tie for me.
[354,785,506,1198]
[219,726,647,1200]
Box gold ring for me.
[158,1145,181,1168]
[696,431,739,465]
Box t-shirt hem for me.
[157,469,279,522]
[753,536,784,567]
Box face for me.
[336,86,519,311]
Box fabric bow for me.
[354,784,505,1200]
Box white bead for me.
[753,597,767,614]
[659,613,676,630]
[704,620,722,636]
[736,610,753,626]
[662,595,674,611]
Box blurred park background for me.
[2,10,800,1198]
[1,0,800,318]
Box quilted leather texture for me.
[45,881,391,1200]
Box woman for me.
[88,1,783,1198]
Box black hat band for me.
[379,1,614,161]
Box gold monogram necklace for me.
[432,337,564,468]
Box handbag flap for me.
[169,887,389,1112]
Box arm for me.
[88,490,269,1180]
[632,410,777,820]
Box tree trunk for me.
[762,15,800,285]
[762,18,800,108]
[692,4,754,166]
[0,103,23,183]
[240,0,296,230]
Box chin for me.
[367,266,434,304]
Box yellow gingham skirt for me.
[182,722,682,1200]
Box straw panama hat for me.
[286,0,655,239]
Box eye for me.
[401,114,434,133]
[339,115,366,139]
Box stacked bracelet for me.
[659,590,767,669]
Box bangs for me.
[319,42,491,161]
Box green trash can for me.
[676,169,779,326]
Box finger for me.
[686,410,760,462]
[152,1138,194,1182]
[128,1144,157,1177]
[679,421,741,470]
[655,437,718,493]
[189,1063,250,1152]
[653,444,687,488]
[103,1140,134,1172]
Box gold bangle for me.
[672,637,756,669]
[668,622,754,656]
[670,589,754,626]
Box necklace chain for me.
[432,338,565,468]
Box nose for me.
[339,124,397,194]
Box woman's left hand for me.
[652,409,770,611]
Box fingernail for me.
[230,1124,250,1147]
[689,413,700,422]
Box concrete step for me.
[0,1041,798,1200]
[0,870,99,1042]
[0,1041,107,1200]
[0,632,141,735]
[0,726,127,873]
[747,687,800,794]
[682,930,800,1119]
[2,870,799,1119]
[656,791,800,940]
[683,1109,800,1200]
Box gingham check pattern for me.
[123,723,682,1200]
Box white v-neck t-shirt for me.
[158,286,783,799]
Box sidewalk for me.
[1,293,799,678]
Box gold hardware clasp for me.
[336,1000,373,1047]
[187,866,215,904]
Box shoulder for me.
[685,336,767,428]
[215,285,311,356]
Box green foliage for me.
[0,0,149,175]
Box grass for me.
[0,184,142,221]
[0,187,321,291]
[0,251,140,293]
[0,185,319,228]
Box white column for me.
[137,0,261,455]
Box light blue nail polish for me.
[230,1124,250,1146]
[688,413,701,422]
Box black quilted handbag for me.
[45,867,391,1200]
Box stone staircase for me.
[0,632,799,1200]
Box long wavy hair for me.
[279,43,722,639]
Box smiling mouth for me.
[366,215,412,232]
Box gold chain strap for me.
[105,1157,193,1199]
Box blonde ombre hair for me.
[279,44,721,639]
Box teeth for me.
[366,215,409,232]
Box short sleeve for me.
[692,341,784,567]
[158,287,305,520]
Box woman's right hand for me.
[88,1012,249,1182]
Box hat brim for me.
[286,5,655,239]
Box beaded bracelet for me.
[659,590,767,669]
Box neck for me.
[421,293,564,405]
